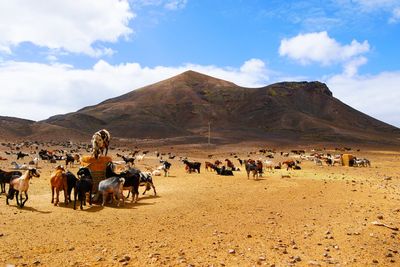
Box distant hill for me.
[2,71,400,145]
[0,116,89,142]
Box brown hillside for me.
[2,70,398,145]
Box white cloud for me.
[279,31,370,67]
[0,0,134,57]
[133,0,187,10]
[343,56,368,77]
[0,59,271,121]
[326,71,400,127]
[164,0,188,10]
[389,7,400,23]
[351,0,399,10]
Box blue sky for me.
[0,0,399,128]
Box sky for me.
[0,0,399,127]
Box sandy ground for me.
[0,145,399,267]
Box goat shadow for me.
[71,196,159,211]
[248,177,267,182]
[8,205,52,214]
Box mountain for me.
[3,71,400,145]
[0,116,89,142]
[41,70,400,145]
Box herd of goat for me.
[0,129,372,209]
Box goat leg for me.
[51,186,54,203]
[73,189,77,210]
[15,191,20,207]
[63,186,68,205]
[151,183,157,196]
[21,192,28,207]
[55,188,60,206]
[89,190,92,207]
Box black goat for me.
[0,169,22,194]
[16,152,29,160]
[122,155,135,165]
[182,160,201,174]
[213,166,233,176]
[65,154,75,167]
[74,167,93,210]
[66,171,78,203]
[106,162,143,202]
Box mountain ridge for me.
[1,71,399,145]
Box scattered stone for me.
[247,234,252,238]
[68,247,75,251]
[386,253,393,257]
[308,260,321,266]
[33,260,40,265]
[372,259,379,264]
[96,257,104,262]
[0,233,4,237]
[377,215,384,220]
[258,256,266,261]
[294,256,301,262]
[228,249,236,254]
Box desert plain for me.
[0,143,399,267]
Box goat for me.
[10,161,28,170]
[122,155,135,166]
[213,165,233,176]
[139,172,157,196]
[237,158,243,166]
[182,159,201,174]
[66,171,78,204]
[91,129,111,159]
[50,165,68,206]
[158,161,171,177]
[225,159,235,170]
[0,169,22,194]
[245,160,258,179]
[264,160,274,172]
[28,157,39,168]
[353,157,371,167]
[98,177,125,206]
[135,154,145,161]
[65,154,76,167]
[74,167,93,210]
[6,168,40,208]
[256,160,263,177]
[106,162,141,203]
[205,161,214,172]
[16,151,29,160]
[282,160,298,171]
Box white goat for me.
[11,161,28,170]
[6,168,40,208]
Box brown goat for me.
[50,165,68,206]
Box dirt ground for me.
[0,144,399,267]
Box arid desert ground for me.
[0,143,399,267]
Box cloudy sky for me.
[0,0,399,127]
